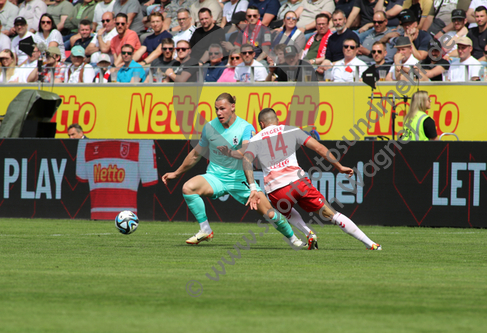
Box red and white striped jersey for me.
[246,125,310,193]
[76,140,158,220]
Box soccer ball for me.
[115,210,139,235]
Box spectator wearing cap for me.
[65,45,96,83]
[417,38,449,81]
[347,0,403,42]
[190,0,223,27]
[358,11,396,64]
[234,43,268,81]
[85,11,117,65]
[111,13,142,67]
[36,13,66,60]
[330,38,367,82]
[0,20,11,51]
[248,0,281,27]
[11,17,37,65]
[172,9,196,49]
[266,44,316,81]
[422,0,462,35]
[0,0,19,37]
[448,36,481,81]
[46,0,74,34]
[93,53,113,82]
[221,0,249,29]
[400,0,433,30]
[9,44,40,83]
[234,6,272,61]
[382,9,431,61]
[117,44,146,82]
[443,9,468,58]
[385,35,418,80]
[467,6,487,59]
[28,45,66,83]
[18,0,47,33]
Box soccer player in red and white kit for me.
[242,108,382,250]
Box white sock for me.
[288,208,312,236]
[289,234,299,242]
[332,212,374,248]
[199,220,212,234]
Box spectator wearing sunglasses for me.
[165,40,200,82]
[370,41,392,75]
[234,6,272,61]
[234,43,268,81]
[270,11,305,52]
[93,0,115,32]
[111,13,141,67]
[217,47,243,82]
[117,44,146,82]
[357,11,396,64]
[148,38,180,73]
[203,43,226,81]
[85,11,117,65]
[36,13,65,60]
[248,0,280,26]
[330,38,367,82]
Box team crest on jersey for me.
[120,142,130,158]
[93,146,99,154]
[233,136,238,146]
[251,130,256,138]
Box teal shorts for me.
[202,173,262,205]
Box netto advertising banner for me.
[0,139,485,228]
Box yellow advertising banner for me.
[0,84,481,140]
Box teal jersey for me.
[199,116,255,181]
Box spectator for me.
[93,53,113,82]
[467,1,486,28]
[11,17,36,65]
[369,41,392,76]
[0,0,20,37]
[85,12,117,64]
[64,45,96,83]
[234,6,272,61]
[222,0,249,28]
[271,10,306,52]
[448,36,481,81]
[134,12,172,62]
[165,40,200,82]
[63,0,96,43]
[385,35,418,81]
[0,20,11,51]
[296,0,335,33]
[189,8,226,64]
[266,44,315,81]
[18,0,47,33]
[68,20,94,62]
[330,38,367,82]
[347,0,402,41]
[204,43,226,81]
[335,0,355,17]
[9,44,40,83]
[147,38,180,79]
[301,13,332,65]
[422,0,460,34]
[217,47,243,82]
[467,6,487,59]
[172,8,196,47]
[358,11,395,64]
[93,0,115,32]
[190,0,223,27]
[248,0,280,26]
[401,0,433,30]
[324,9,360,62]
[111,13,142,67]
[272,43,286,64]
[67,124,87,138]
[276,0,304,22]
[234,43,268,81]
[0,49,16,82]
[117,44,146,82]
[162,0,195,33]
[28,45,66,83]
[444,9,468,58]
[36,14,66,60]
[46,0,73,34]
[112,0,145,34]
[417,38,449,81]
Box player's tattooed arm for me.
[217,141,249,160]
[243,152,260,210]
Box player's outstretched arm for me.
[161,144,208,184]
[305,138,354,177]
[217,141,249,160]
[242,152,260,209]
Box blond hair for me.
[404,91,429,124]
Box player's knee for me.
[182,182,197,195]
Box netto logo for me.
[93,164,125,183]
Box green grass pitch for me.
[0,219,486,333]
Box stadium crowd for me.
[1,0,487,83]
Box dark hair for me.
[79,19,92,27]
[274,43,286,53]
[475,5,487,14]
[121,44,134,52]
[149,11,164,20]
[177,8,191,15]
[247,5,259,11]
[161,38,174,46]
[68,123,83,132]
[344,38,358,48]
[240,43,254,51]
[332,9,346,18]
[216,93,236,104]
[372,41,386,48]
[198,8,212,16]
[258,108,277,124]
[38,13,55,34]
[315,13,330,23]
[116,13,128,21]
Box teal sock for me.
[183,194,207,223]
[270,211,294,238]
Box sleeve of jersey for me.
[297,128,312,146]
[198,124,209,147]
[242,124,255,142]
[75,140,88,182]
[140,140,158,186]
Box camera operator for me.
[28,46,66,83]
[9,44,40,83]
